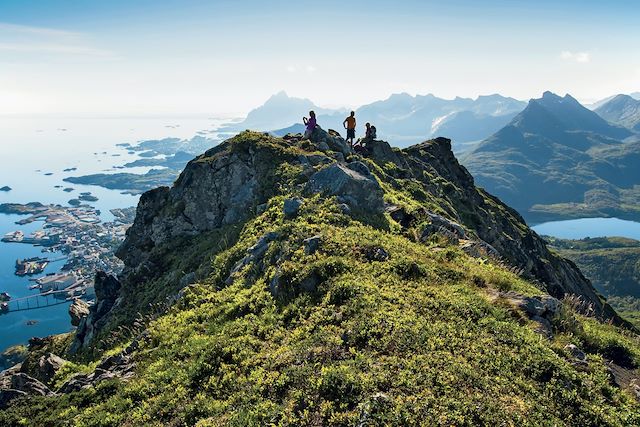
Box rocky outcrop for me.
[365,137,621,322]
[70,272,122,353]
[60,341,136,393]
[69,298,90,327]
[35,353,67,383]
[307,162,384,213]
[0,371,55,409]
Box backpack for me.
[370,126,377,139]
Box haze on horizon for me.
[1,0,638,117]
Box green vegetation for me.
[3,132,640,425]
[3,199,640,425]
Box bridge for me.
[1,289,75,314]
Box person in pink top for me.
[303,110,317,139]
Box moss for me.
[3,199,640,426]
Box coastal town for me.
[0,203,136,313]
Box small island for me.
[0,186,11,192]
[79,193,99,202]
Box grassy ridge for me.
[2,199,640,426]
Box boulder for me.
[420,212,467,241]
[564,344,588,366]
[459,240,500,259]
[307,162,384,213]
[283,198,303,218]
[69,298,90,327]
[309,127,352,156]
[36,353,67,383]
[303,235,322,255]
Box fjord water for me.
[532,217,640,240]
[0,116,218,355]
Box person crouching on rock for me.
[365,122,377,140]
[354,123,377,156]
[343,111,356,147]
[303,110,317,140]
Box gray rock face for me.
[0,372,54,408]
[116,135,306,283]
[498,291,561,339]
[307,162,384,213]
[420,212,467,242]
[36,353,67,383]
[69,298,90,327]
[71,272,122,353]
[310,127,352,156]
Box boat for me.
[0,292,10,302]
[0,302,8,313]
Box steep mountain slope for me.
[2,130,639,426]
[596,94,640,131]
[462,92,640,222]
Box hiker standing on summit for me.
[343,111,356,147]
[303,110,317,140]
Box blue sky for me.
[0,0,638,115]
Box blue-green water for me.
[0,116,221,354]
[532,217,640,240]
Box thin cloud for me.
[0,42,114,57]
[0,21,117,58]
[560,51,591,63]
[0,22,81,38]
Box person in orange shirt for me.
[343,111,356,147]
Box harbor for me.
[0,204,134,317]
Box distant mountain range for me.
[595,94,640,131]
[589,92,640,110]
[228,91,527,148]
[462,91,640,222]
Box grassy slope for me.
[1,198,639,426]
[2,133,640,426]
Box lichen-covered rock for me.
[307,162,384,213]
